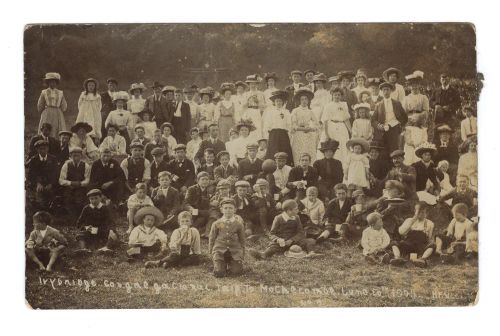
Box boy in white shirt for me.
[361,212,391,264]
[436,203,472,264]
[460,105,477,142]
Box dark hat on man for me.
[70,122,93,134]
[382,67,403,82]
[34,139,49,148]
[174,144,187,152]
[86,189,102,197]
[369,141,384,150]
[58,130,72,137]
[319,139,340,152]
[151,147,166,156]
[269,90,289,102]
[436,124,453,134]
[379,82,395,91]
[390,149,405,158]
[337,70,355,80]
[274,152,288,160]
[129,142,144,150]
[151,81,164,88]
[106,78,118,85]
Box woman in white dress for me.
[263,72,279,106]
[197,88,215,131]
[242,74,266,142]
[232,120,256,163]
[232,81,247,122]
[321,87,352,164]
[290,88,318,166]
[351,69,368,99]
[76,78,102,141]
[127,83,146,130]
[457,137,478,191]
[310,73,331,159]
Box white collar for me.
[39,154,48,161]
[89,202,103,209]
[282,212,296,221]
[442,84,450,90]
[38,228,48,237]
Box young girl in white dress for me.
[290,88,318,165]
[344,138,370,189]
[310,74,331,160]
[232,122,255,163]
[127,83,146,130]
[321,88,352,164]
[76,78,102,141]
[351,103,373,141]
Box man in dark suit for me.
[183,171,212,232]
[167,144,196,195]
[434,124,459,183]
[195,123,226,163]
[313,140,344,203]
[55,130,71,166]
[385,150,417,200]
[430,73,461,126]
[371,82,408,154]
[171,89,192,144]
[238,143,263,186]
[132,125,151,147]
[28,123,60,158]
[338,71,358,115]
[100,78,118,139]
[151,171,181,229]
[145,82,171,128]
[25,140,59,211]
[89,148,125,205]
[317,183,354,241]
[286,153,319,200]
[149,147,170,188]
[284,70,305,111]
[412,146,441,193]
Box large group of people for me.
[25,67,478,276]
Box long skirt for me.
[266,129,293,166]
[39,107,66,138]
[326,121,349,165]
[291,130,317,166]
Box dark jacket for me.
[184,184,211,216]
[434,140,459,165]
[313,158,343,186]
[411,160,441,192]
[76,204,114,238]
[238,157,263,186]
[89,158,125,188]
[145,94,172,128]
[284,83,305,111]
[25,154,59,188]
[195,138,226,163]
[167,158,196,190]
[149,159,170,188]
[151,186,181,218]
[286,166,319,198]
[430,86,461,123]
[171,101,191,144]
[214,164,238,183]
[324,197,354,225]
[28,135,60,158]
[385,164,417,199]
[340,87,358,115]
[269,213,305,242]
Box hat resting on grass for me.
[284,245,307,259]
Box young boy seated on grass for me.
[316,183,353,242]
[184,171,212,235]
[361,212,391,264]
[249,199,316,259]
[343,189,370,241]
[435,203,473,264]
[208,198,246,278]
[75,189,118,254]
[390,201,436,268]
[127,206,168,261]
[151,171,180,230]
[198,148,217,194]
[251,178,281,235]
[375,180,412,239]
[127,182,154,234]
[213,150,238,186]
[233,180,258,236]
[145,211,202,269]
[26,211,68,272]
[206,179,232,236]
[298,186,325,239]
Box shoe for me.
[389,258,406,267]
[440,253,455,264]
[248,249,263,260]
[412,258,428,268]
[365,255,378,264]
[381,253,391,265]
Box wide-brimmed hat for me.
[83,78,98,90]
[337,70,355,80]
[151,81,164,89]
[234,81,248,89]
[367,77,383,87]
[415,142,437,158]
[129,82,146,94]
[328,75,340,83]
[235,119,256,132]
[134,206,164,226]
[436,124,453,134]
[312,73,327,83]
[43,72,61,83]
[264,72,278,82]
[382,67,403,82]
[138,108,153,120]
[319,139,340,152]
[369,141,384,150]
[70,122,93,133]
[219,82,236,95]
[284,245,307,259]
[245,74,262,83]
[269,90,289,102]
[162,85,176,93]
[346,138,370,153]
[390,149,405,158]
[199,87,214,98]
[112,91,129,102]
[405,70,424,84]
[294,87,314,101]
[379,82,395,91]
[353,103,371,111]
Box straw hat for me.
[414,142,437,158]
[284,245,307,259]
[264,72,278,82]
[70,122,93,133]
[133,206,164,226]
[112,91,129,102]
[43,72,61,83]
[346,138,370,153]
[312,73,328,82]
[219,82,236,95]
[129,82,146,94]
[382,67,403,82]
[83,78,98,91]
[337,70,355,80]
[199,87,214,98]
[245,74,262,83]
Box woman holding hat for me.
[263,72,279,106]
[69,122,99,162]
[263,90,293,164]
[37,72,68,138]
[76,78,102,141]
[214,83,237,142]
[290,88,319,165]
[197,87,216,132]
[127,83,147,128]
[242,74,266,142]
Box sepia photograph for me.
[23,22,480,309]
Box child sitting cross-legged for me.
[25,211,68,272]
[126,182,154,234]
[361,212,391,264]
[249,199,316,259]
[75,189,118,254]
[145,211,202,269]
[208,198,246,278]
[298,186,325,240]
[127,206,168,261]
[435,203,473,264]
